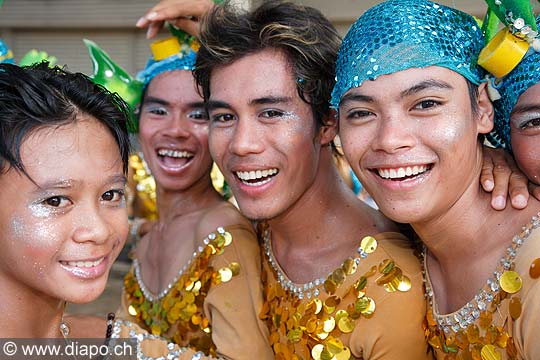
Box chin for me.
[65,283,108,304]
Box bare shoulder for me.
[195,201,253,239]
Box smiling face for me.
[207,49,328,221]
[139,70,213,192]
[338,66,493,224]
[510,83,540,185]
[0,117,127,304]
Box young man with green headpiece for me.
[111,33,273,359]
[333,0,540,358]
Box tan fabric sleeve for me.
[203,224,274,360]
[349,233,432,360]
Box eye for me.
[413,99,441,110]
[519,118,540,130]
[189,109,209,121]
[143,105,168,116]
[345,109,374,120]
[212,113,236,123]
[101,189,125,202]
[260,109,284,118]
[43,196,71,208]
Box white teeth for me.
[235,168,278,182]
[377,165,429,179]
[65,257,104,268]
[157,149,193,158]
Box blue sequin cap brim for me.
[331,0,485,108]
[492,17,540,150]
[137,49,197,92]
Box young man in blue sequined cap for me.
[193,1,432,358]
[333,0,540,358]
[490,16,540,189]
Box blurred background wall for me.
[0,0,487,76]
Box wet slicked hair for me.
[194,0,341,127]
[0,62,131,178]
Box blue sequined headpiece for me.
[331,0,485,108]
[137,49,196,92]
[491,17,540,150]
[0,39,14,64]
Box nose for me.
[371,114,416,154]
[162,113,192,139]
[229,118,264,156]
[72,204,112,245]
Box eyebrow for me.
[511,104,540,115]
[32,174,127,193]
[399,79,453,98]
[143,97,205,109]
[206,96,293,111]
[339,93,374,107]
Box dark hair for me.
[194,0,341,127]
[467,80,479,116]
[0,62,131,178]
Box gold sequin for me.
[342,258,357,275]
[480,344,501,360]
[128,305,137,316]
[218,267,233,282]
[229,262,241,276]
[360,236,378,253]
[223,231,233,246]
[337,315,355,334]
[529,258,540,279]
[378,259,395,274]
[509,296,522,320]
[323,317,336,333]
[397,275,412,292]
[311,344,324,360]
[499,271,522,293]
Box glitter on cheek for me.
[28,203,54,218]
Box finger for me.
[146,21,164,39]
[171,18,200,37]
[508,173,529,209]
[490,163,511,210]
[480,154,494,192]
[146,0,212,22]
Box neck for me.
[156,174,222,223]
[415,170,540,312]
[267,149,393,282]
[0,276,64,337]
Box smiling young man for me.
[333,1,540,358]
[193,1,431,358]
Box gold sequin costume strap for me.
[124,226,240,356]
[424,213,540,360]
[260,229,413,360]
[129,153,158,220]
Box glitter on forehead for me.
[491,17,540,150]
[137,49,197,92]
[331,0,485,108]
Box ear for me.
[319,109,338,146]
[475,82,494,135]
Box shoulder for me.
[195,201,254,241]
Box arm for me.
[136,0,215,39]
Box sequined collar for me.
[424,212,540,334]
[262,227,382,300]
[134,226,231,302]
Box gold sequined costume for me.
[119,224,273,359]
[425,214,540,360]
[260,231,430,360]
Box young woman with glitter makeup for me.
[0,62,130,338]
[334,1,540,358]
[115,37,272,359]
